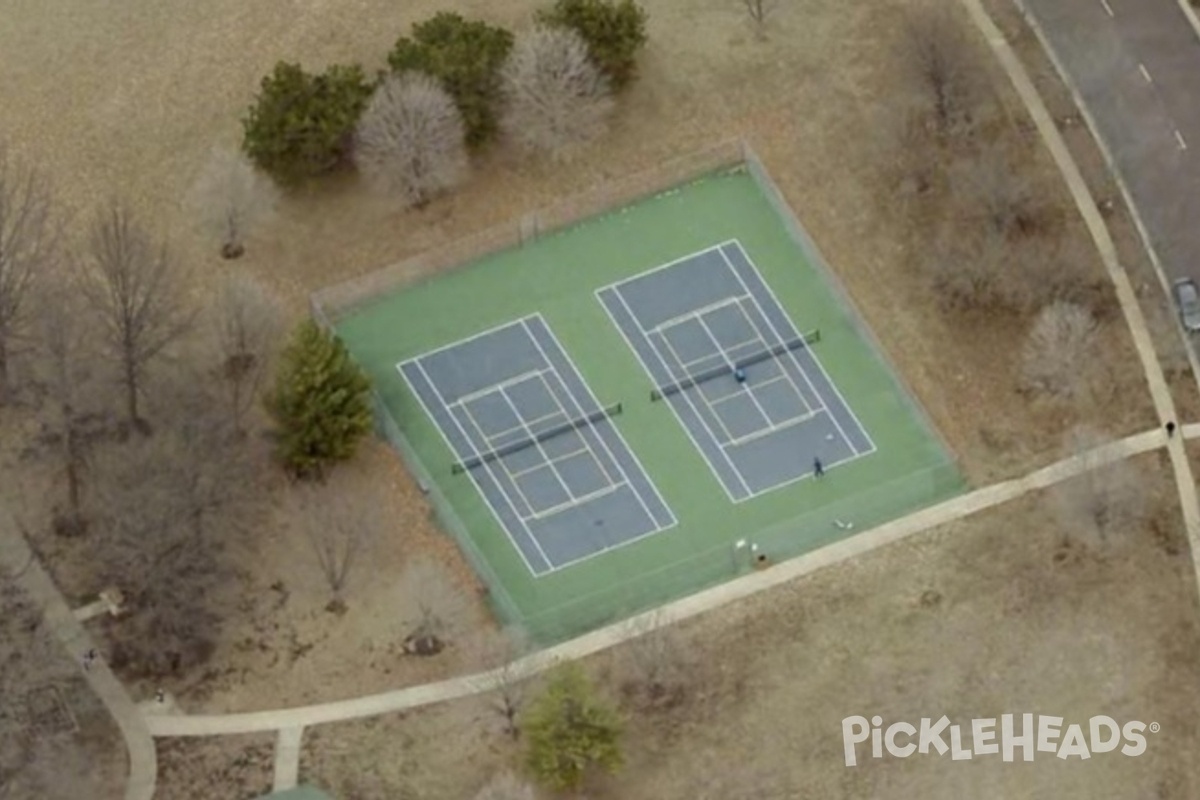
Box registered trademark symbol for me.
[1150,722,1161,733]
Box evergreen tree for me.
[536,0,648,89]
[524,664,622,791]
[267,320,372,478]
[387,13,514,148]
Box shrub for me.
[524,663,622,791]
[241,62,374,183]
[536,0,648,89]
[387,12,514,148]
[266,320,372,478]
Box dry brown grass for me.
[154,733,274,800]
[0,0,1179,790]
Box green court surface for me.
[335,167,965,643]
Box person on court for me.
[813,456,824,478]
[734,367,747,384]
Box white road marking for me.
[1099,0,1114,16]
[1138,63,1153,84]
[1176,129,1189,151]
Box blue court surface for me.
[597,240,875,502]
[398,315,676,575]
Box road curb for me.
[1009,0,1200,404]
[1176,0,1200,44]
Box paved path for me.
[146,427,1169,737]
[0,507,156,800]
[960,0,1200,578]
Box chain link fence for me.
[310,141,963,643]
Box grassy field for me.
[335,168,963,641]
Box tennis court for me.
[598,240,875,502]
[330,164,964,642]
[399,314,675,575]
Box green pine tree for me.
[524,663,623,792]
[267,320,373,478]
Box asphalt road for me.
[1019,0,1200,287]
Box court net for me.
[451,402,623,474]
[650,328,820,401]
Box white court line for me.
[726,409,819,447]
[529,483,625,521]
[650,294,749,334]
[498,387,575,503]
[694,311,775,429]
[398,315,542,364]
[655,329,739,445]
[522,317,656,524]
[534,372,620,486]
[720,245,861,455]
[531,313,677,531]
[642,319,753,495]
[722,240,878,458]
[594,241,736,297]
[594,286,746,502]
[401,360,550,575]
[730,295,820,420]
[459,399,544,518]
[450,369,546,407]
[506,445,589,480]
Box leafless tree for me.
[743,0,780,38]
[952,145,1048,239]
[298,475,383,613]
[397,557,473,655]
[473,772,537,800]
[354,72,469,209]
[91,385,261,676]
[80,203,192,432]
[470,626,533,739]
[186,147,280,259]
[210,274,282,434]
[30,267,100,536]
[0,146,58,404]
[1021,301,1097,400]
[617,610,691,710]
[1054,427,1147,550]
[898,4,986,141]
[500,27,615,162]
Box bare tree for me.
[0,146,58,404]
[80,203,192,432]
[500,27,615,162]
[186,147,280,259]
[1021,301,1097,400]
[470,626,533,739]
[210,274,282,434]
[898,4,986,140]
[951,145,1048,239]
[1054,427,1147,550]
[618,610,690,710]
[91,385,261,675]
[473,772,537,800]
[30,267,99,536]
[397,557,474,655]
[354,72,469,209]
[743,0,780,38]
[298,474,383,613]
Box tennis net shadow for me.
[650,328,820,401]
[451,402,624,474]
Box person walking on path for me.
[1167,421,1177,438]
[813,456,824,478]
